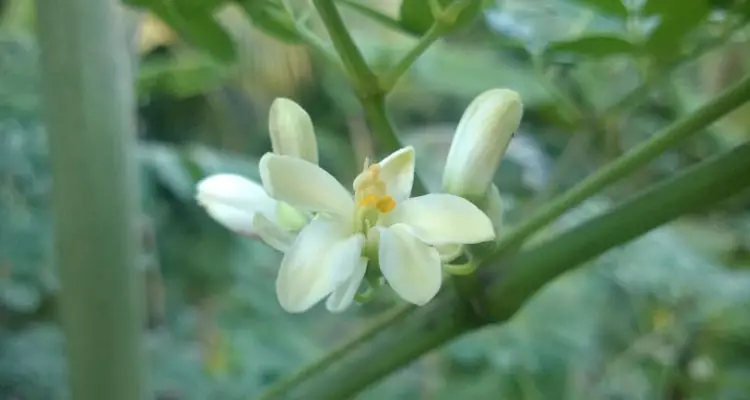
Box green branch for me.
[379,23,446,92]
[487,72,750,260]
[35,0,145,398]
[255,140,750,400]
[312,0,380,97]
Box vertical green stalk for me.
[35,1,145,399]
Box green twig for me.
[254,140,750,400]
[35,0,145,398]
[379,23,446,91]
[487,73,750,260]
[312,0,380,97]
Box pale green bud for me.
[442,89,523,197]
[268,98,318,164]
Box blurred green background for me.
[1,0,750,398]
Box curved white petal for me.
[253,213,296,252]
[196,174,277,234]
[377,146,415,202]
[260,153,354,219]
[276,216,364,313]
[326,257,368,313]
[383,193,495,246]
[377,224,442,306]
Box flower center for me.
[353,161,396,232]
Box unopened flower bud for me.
[268,98,318,164]
[442,89,523,198]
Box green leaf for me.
[399,0,483,36]
[236,0,303,43]
[146,1,237,62]
[642,0,711,63]
[545,35,637,58]
[568,0,629,18]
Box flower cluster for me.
[196,89,522,313]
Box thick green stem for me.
[489,73,750,260]
[487,141,750,318]
[36,1,145,400]
[255,141,750,400]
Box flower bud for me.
[442,89,522,197]
[268,98,318,164]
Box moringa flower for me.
[195,98,318,251]
[259,146,496,313]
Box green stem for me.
[312,0,381,97]
[488,72,750,260]
[254,141,750,400]
[35,0,145,399]
[487,141,750,318]
[335,0,410,34]
[380,23,446,92]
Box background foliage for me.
[1,0,750,398]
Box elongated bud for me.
[268,98,318,164]
[442,89,522,197]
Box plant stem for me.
[486,140,750,318]
[380,23,445,91]
[312,0,381,98]
[488,72,750,260]
[312,0,428,195]
[254,141,750,400]
[35,0,145,399]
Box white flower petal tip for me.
[259,153,354,218]
[195,174,277,235]
[326,257,368,313]
[384,193,495,246]
[275,216,364,313]
[269,98,319,164]
[377,147,416,202]
[443,88,523,197]
[378,225,442,306]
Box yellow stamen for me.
[376,196,396,213]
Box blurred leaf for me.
[545,34,637,58]
[143,1,237,62]
[236,0,303,43]
[399,0,483,36]
[569,0,629,18]
[643,0,711,63]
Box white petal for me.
[383,193,495,246]
[196,174,277,234]
[377,146,415,201]
[326,257,368,313]
[259,153,354,219]
[377,224,442,306]
[276,216,363,313]
[253,213,296,252]
[269,98,318,164]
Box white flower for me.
[195,98,318,251]
[259,146,496,313]
[443,88,523,198]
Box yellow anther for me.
[359,194,378,207]
[376,196,396,213]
